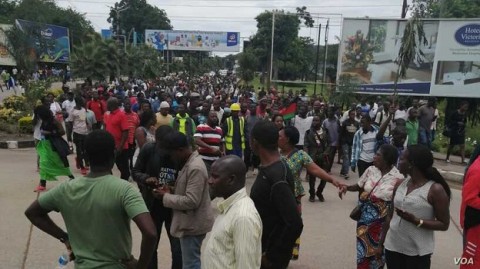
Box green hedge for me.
[18,116,33,134]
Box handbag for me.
[349,176,383,221]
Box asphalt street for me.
[0,148,464,269]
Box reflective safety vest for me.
[225,117,245,150]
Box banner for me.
[337,18,480,97]
[15,19,70,63]
[0,24,16,66]
[145,30,240,52]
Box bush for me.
[2,95,27,111]
[47,88,64,99]
[0,108,23,123]
[18,116,33,134]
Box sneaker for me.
[80,168,88,175]
[343,174,349,180]
[316,192,325,202]
[446,159,451,163]
[309,195,315,202]
[34,185,46,192]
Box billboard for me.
[15,19,70,63]
[145,30,240,52]
[101,29,112,39]
[0,24,16,66]
[337,18,480,97]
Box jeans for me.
[357,160,373,177]
[341,144,352,175]
[149,205,182,269]
[226,149,243,158]
[180,234,206,269]
[419,128,432,149]
[115,149,130,180]
[73,132,86,169]
[385,249,431,269]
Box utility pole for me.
[313,23,322,96]
[401,0,408,18]
[322,19,329,93]
[110,4,128,81]
[267,11,275,92]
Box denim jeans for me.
[180,234,206,269]
[226,149,243,158]
[341,144,352,175]
[419,128,432,149]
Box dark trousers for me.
[357,160,373,177]
[73,132,87,169]
[127,143,136,171]
[65,121,73,143]
[385,249,431,269]
[309,158,327,196]
[326,146,337,172]
[115,149,130,180]
[244,143,252,169]
[92,121,103,130]
[149,204,182,269]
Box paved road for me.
[0,148,463,269]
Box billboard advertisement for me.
[337,18,480,97]
[0,24,16,66]
[15,19,70,63]
[145,30,240,52]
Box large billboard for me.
[145,30,240,52]
[15,19,70,63]
[337,18,480,98]
[0,24,16,66]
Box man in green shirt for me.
[405,108,419,146]
[25,130,157,269]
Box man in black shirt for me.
[340,109,360,179]
[249,120,303,269]
[132,125,182,269]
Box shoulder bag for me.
[349,176,383,221]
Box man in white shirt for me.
[291,104,313,149]
[203,155,262,269]
[62,91,76,149]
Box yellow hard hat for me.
[230,103,241,111]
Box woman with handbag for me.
[278,125,344,260]
[340,144,404,269]
[383,144,451,269]
[34,105,74,192]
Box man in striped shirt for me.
[194,111,224,172]
[202,155,262,269]
[351,115,379,177]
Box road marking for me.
[21,192,39,269]
[437,168,464,177]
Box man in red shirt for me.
[123,99,140,172]
[104,97,130,180]
[87,91,105,130]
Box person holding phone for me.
[132,125,182,269]
[383,145,451,269]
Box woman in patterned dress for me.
[340,144,404,269]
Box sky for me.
[54,0,408,49]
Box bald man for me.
[202,156,262,269]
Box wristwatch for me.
[417,219,424,228]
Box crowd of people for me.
[23,74,476,269]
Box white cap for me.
[176,92,183,98]
[160,101,170,109]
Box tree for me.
[331,74,359,109]
[237,49,258,85]
[0,0,16,24]
[425,0,480,18]
[108,0,172,42]
[10,0,95,47]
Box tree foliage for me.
[108,0,172,41]
[237,49,258,85]
[424,0,480,18]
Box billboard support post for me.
[314,23,322,96]
[267,11,275,92]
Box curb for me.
[0,140,35,149]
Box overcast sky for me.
[55,0,407,47]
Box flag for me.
[280,102,297,121]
